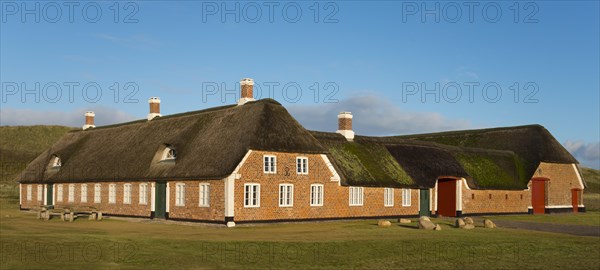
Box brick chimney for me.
[336,112,355,141]
[237,78,255,105]
[147,97,161,121]
[82,111,95,130]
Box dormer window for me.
[51,156,61,167]
[162,147,176,161]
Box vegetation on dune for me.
[0,125,73,188]
[582,167,600,211]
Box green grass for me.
[1,201,599,269]
[483,212,600,226]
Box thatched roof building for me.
[20,98,578,190]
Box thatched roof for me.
[19,99,326,183]
[20,98,578,190]
[310,125,577,190]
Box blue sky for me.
[1,1,599,168]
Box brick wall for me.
[51,182,152,217]
[460,180,530,214]
[535,162,584,207]
[20,184,45,209]
[19,158,582,222]
[166,180,224,222]
[233,151,419,222]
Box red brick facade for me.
[167,180,224,222]
[19,153,586,224]
[233,151,419,222]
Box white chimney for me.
[82,111,95,130]
[237,78,255,105]
[336,112,354,141]
[148,97,161,121]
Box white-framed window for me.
[57,184,63,202]
[199,183,210,207]
[68,184,75,202]
[244,184,260,207]
[296,157,308,174]
[279,184,294,207]
[139,183,148,205]
[161,147,176,161]
[310,184,324,206]
[37,185,43,201]
[108,184,116,204]
[51,156,61,167]
[175,183,185,206]
[81,184,87,203]
[349,187,363,206]
[26,185,32,201]
[402,189,411,207]
[94,184,101,203]
[123,184,132,204]
[263,155,276,174]
[384,188,394,207]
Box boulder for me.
[418,219,436,230]
[378,220,392,227]
[97,212,103,221]
[464,217,474,225]
[455,218,466,228]
[434,224,442,231]
[399,218,412,224]
[462,224,475,230]
[483,219,496,228]
[419,216,431,222]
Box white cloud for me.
[564,140,600,169]
[0,107,137,127]
[287,95,471,136]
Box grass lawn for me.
[1,200,599,269]
[482,211,600,226]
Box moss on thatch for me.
[310,132,414,187]
[395,124,577,189]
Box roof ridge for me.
[70,99,282,133]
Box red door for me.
[437,179,456,217]
[571,189,580,213]
[531,179,547,214]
